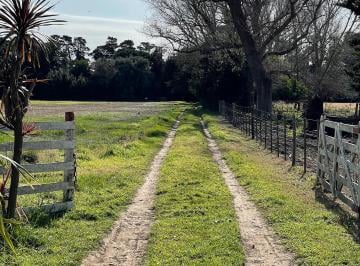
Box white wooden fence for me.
[317,115,360,212]
[3,112,76,213]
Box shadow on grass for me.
[27,208,67,228]
[314,188,360,243]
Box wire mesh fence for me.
[219,101,319,173]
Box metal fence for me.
[219,101,319,173]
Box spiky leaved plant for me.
[0,154,31,253]
[0,0,63,219]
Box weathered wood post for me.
[64,112,75,203]
[292,115,296,167]
[284,117,287,161]
[303,118,307,173]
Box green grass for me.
[1,102,187,265]
[146,110,245,265]
[203,113,360,265]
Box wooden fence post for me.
[303,119,307,173]
[64,112,75,202]
[292,115,296,167]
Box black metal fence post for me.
[284,117,287,160]
[304,118,307,173]
[232,103,236,126]
[277,114,280,157]
[251,108,255,139]
[270,114,273,153]
[292,115,296,167]
[265,113,268,149]
[259,112,263,144]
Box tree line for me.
[32,36,192,102]
[25,0,360,115]
[146,0,360,117]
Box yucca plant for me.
[0,0,63,219]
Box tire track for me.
[82,116,182,266]
[201,120,295,266]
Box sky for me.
[42,0,154,50]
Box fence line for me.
[219,101,319,173]
[220,101,360,213]
[3,112,76,214]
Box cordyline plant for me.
[0,0,63,219]
[0,154,32,254]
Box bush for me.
[273,75,309,102]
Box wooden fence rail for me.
[317,116,360,212]
[3,112,76,214]
[219,101,319,173]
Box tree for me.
[73,37,90,60]
[280,0,358,121]
[0,0,62,218]
[92,37,118,60]
[147,0,326,112]
[345,32,360,96]
[339,0,360,15]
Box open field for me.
[273,101,360,117]
[27,101,182,118]
[1,101,187,265]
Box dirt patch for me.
[82,116,182,266]
[202,121,295,266]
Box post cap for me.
[65,112,75,121]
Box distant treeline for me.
[31,34,360,108]
[32,36,254,107]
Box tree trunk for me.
[304,94,324,130]
[6,111,23,218]
[6,60,24,219]
[226,0,272,112]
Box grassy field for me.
[1,101,187,265]
[273,101,359,117]
[203,113,360,265]
[145,110,244,265]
